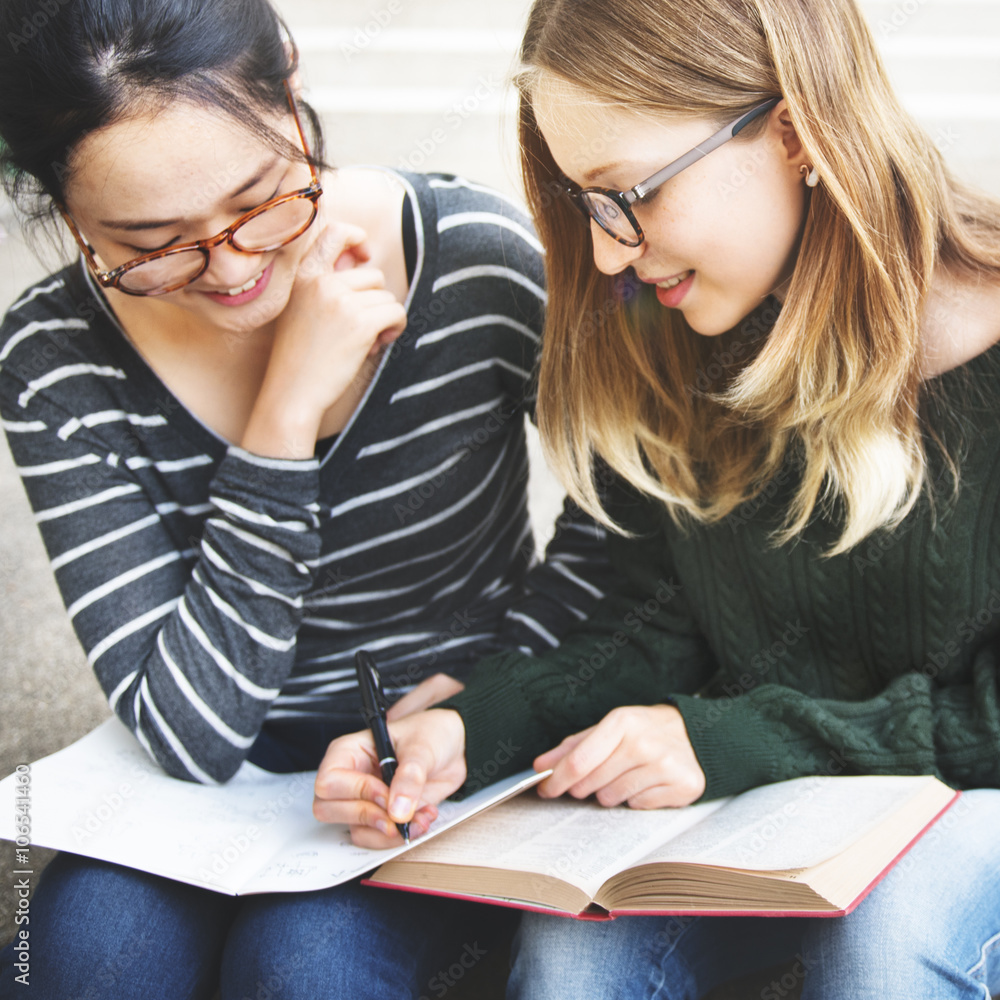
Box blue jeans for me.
[1,720,517,999]
[0,855,515,999]
[507,789,1000,1000]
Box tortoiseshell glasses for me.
[60,82,323,296]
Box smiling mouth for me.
[221,272,264,296]
[656,270,694,290]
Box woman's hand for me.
[387,673,465,720]
[242,221,408,458]
[313,708,467,849]
[534,704,706,809]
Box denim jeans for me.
[507,789,1000,1000]
[0,719,517,999]
[0,855,516,999]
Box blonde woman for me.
[315,0,1000,996]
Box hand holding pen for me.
[312,660,469,849]
[354,650,410,843]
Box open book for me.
[1,719,956,915]
[366,773,958,919]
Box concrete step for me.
[315,111,522,198]
[289,26,1000,95]
[297,39,1000,99]
[861,0,1000,37]
[272,0,531,31]
[300,53,515,94]
[295,39,516,92]
[274,0,999,37]
[883,54,1000,94]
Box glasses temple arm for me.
[283,80,320,186]
[57,204,111,280]
[629,97,781,202]
[733,97,781,134]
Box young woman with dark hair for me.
[317,1,1000,997]
[0,0,617,995]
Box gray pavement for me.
[1,0,999,983]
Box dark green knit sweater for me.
[443,343,1000,802]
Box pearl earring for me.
[801,165,819,188]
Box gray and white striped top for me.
[0,171,614,783]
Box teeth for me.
[226,273,263,296]
[657,270,693,290]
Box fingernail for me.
[390,797,412,821]
[375,819,391,836]
[374,795,387,811]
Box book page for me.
[639,774,937,871]
[386,794,726,897]
[0,718,545,894]
[240,775,545,895]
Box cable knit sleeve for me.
[673,625,1000,801]
[441,484,717,793]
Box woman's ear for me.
[284,40,304,96]
[770,98,810,175]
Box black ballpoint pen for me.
[354,650,410,844]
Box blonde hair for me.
[519,0,1000,554]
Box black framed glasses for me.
[59,81,323,297]
[566,98,781,247]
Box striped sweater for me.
[0,171,615,783]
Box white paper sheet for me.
[0,718,545,895]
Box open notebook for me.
[0,718,543,895]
